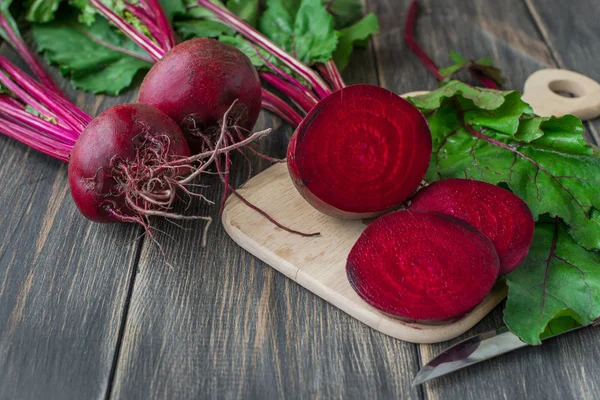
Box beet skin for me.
[137,38,262,153]
[68,104,190,223]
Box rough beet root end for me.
[68,104,191,223]
[347,210,500,323]
[287,84,432,219]
[137,38,262,153]
[409,179,535,275]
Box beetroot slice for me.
[287,84,432,219]
[409,179,534,275]
[347,210,500,323]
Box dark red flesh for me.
[409,179,535,275]
[68,103,190,223]
[347,210,500,323]
[287,84,432,219]
[137,38,262,153]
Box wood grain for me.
[368,0,600,398]
[0,45,141,399]
[1,0,599,399]
[109,39,424,398]
[222,162,508,344]
[525,0,600,142]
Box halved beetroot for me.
[347,210,500,323]
[287,84,432,219]
[409,179,534,275]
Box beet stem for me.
[322,60,346,91]
[0,13,67,99]
[146,0,177,49]
[195,0,333,99]
[0,57,91,132]
[404,0,500,89]
[404,0,444,81]
[89,0,166,61]
[0,117,71,161]
[261,73,316,114]
[0,97,77,144]
[262,90,303,127]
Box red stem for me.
[262,90,303,127]
[0,14,67,99]
[146,0,177,49]
[89,0,166,61]
[469,67,501,90]
[404,0,444,81]
[124,2,168,50]
[0,97,77,144]
[261,73,316,114]
[0,117,71,161]
[195,0,333,99]
[405,0,501,89]
[320,60,346,91]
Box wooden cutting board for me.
[222,163,507,344]
[222,68,598,344]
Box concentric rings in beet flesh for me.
[287,84,432,219]
[347,210,500,323]
[410,179,535,275]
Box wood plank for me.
[0,45,141,400]
[222,162,507,344]
[524,0,600,141]
[110,39,423,398]
[368,0,600,398]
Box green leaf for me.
[219,34,268,67]
[413,83,600,344]
[260,0,337,65]
[439,64,463,78]
[294,0,338,64]
[24,0,63,23]
[176,19,234,39]
[159,0,186,22]
[25,105,58,124]
[449,50,468,65]
[408,80,507,111]
[504,220,600,344]
[418,85,600,250]
[0,0,21,46]
[323,0,363,29]
[226,0,260,27]
[32,17,151,95]
[333,12,379,70]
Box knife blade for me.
[412,318,600,386]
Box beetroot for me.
[409,179,535,275]
[137,38,262,153]
[287,84,432,219]
[347,210,500,322]
[68,104,191,223]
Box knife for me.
[412,318,600,386]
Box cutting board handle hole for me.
[548,79,586,98]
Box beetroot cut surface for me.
[409,179,535,275]
[347,210,500,323]
[287,84,432,219]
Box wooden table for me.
[1,1,599,399]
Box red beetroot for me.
[347,210,500,322]
[68,104,191,223]
[287,84,432,219]
[137,38,262,153]
[409,179,535,275]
